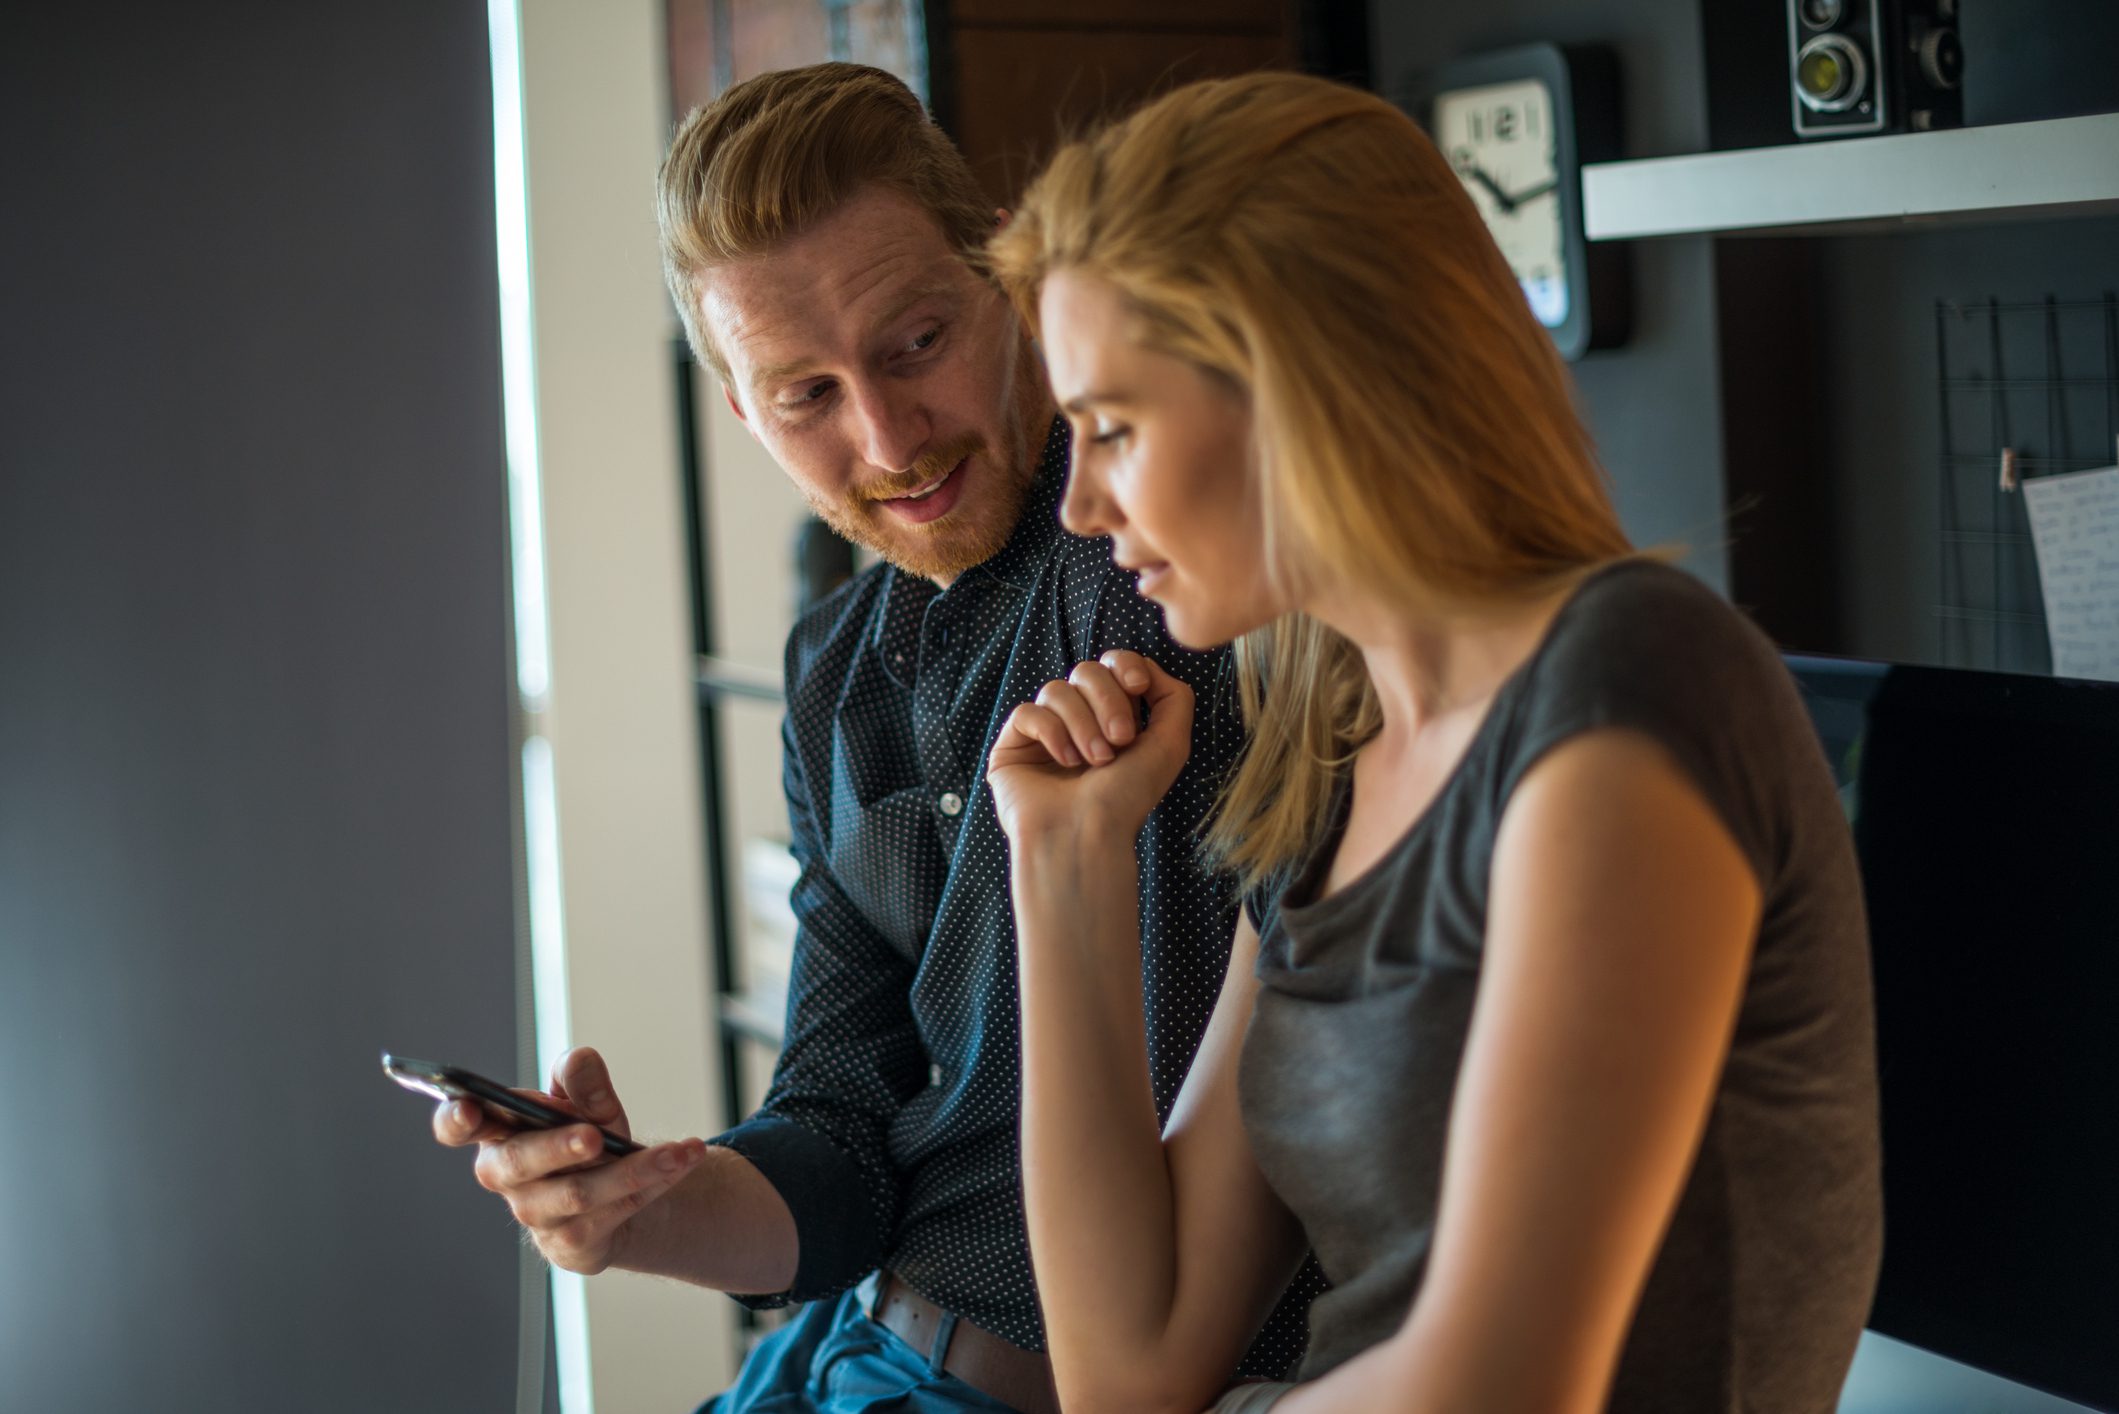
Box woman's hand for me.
[986,649,1193,845]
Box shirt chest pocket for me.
[822,781,945,962]
[829,654,925,809]
[818,660,947,959]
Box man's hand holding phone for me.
[430,1046,707,1275]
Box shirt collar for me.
[968,416,1071,594]
[870,416,1070,678]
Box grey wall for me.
[0,4,522,1411]
[1373,0,1732,591]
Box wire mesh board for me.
[1934,294,2119,674]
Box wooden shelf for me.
[696,653,784,704]
[1583,112,2119,241]
[719,990,787,1048]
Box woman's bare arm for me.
[1013,854,1308,1414]
[992,651,1307,1414]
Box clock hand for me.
[1453,157,1519,214]
[1505,177,1559,205]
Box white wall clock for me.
[1404,44,1631,361]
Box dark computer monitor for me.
[1788,655,2119,1413]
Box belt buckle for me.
[868,1270,960,1373]
[855,1268,884,1320]
[925,1306,960,1371]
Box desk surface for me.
[1840,1332,2099,1413]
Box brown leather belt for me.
[869,1270,1060,1414]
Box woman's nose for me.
[1059,443,1119,539]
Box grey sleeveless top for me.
[1241,561,1882,1411]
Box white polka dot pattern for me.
[708,420,1323,1374]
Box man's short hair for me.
[656,62,995,377]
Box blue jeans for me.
[696,1284,1019,1413]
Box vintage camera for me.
[1788,0,1963,139]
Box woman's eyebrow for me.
[1062,391,1131,414]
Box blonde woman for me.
[981,73,1881,1414]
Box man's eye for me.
[786,381,833,409]
[906,325,942,354]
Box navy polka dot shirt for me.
[709,419,1321,1375]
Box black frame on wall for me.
[672,337,788,1139]
[1932,293,2119,675]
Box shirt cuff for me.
[707,1113,880,1307]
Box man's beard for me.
[803,351,1047,584]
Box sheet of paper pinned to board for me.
[2023,463,2119,683]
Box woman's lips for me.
[878,456,968,525]
[1134,562,1171,597]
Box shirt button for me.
[929,1063,944,1086]
[938,790,964,817]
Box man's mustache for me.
[855,433,986,503]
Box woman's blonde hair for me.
[989,72,1637,888]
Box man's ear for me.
[721,383,759,441]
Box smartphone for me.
[381,1052,642,1158]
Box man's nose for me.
[848,378,932,474]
